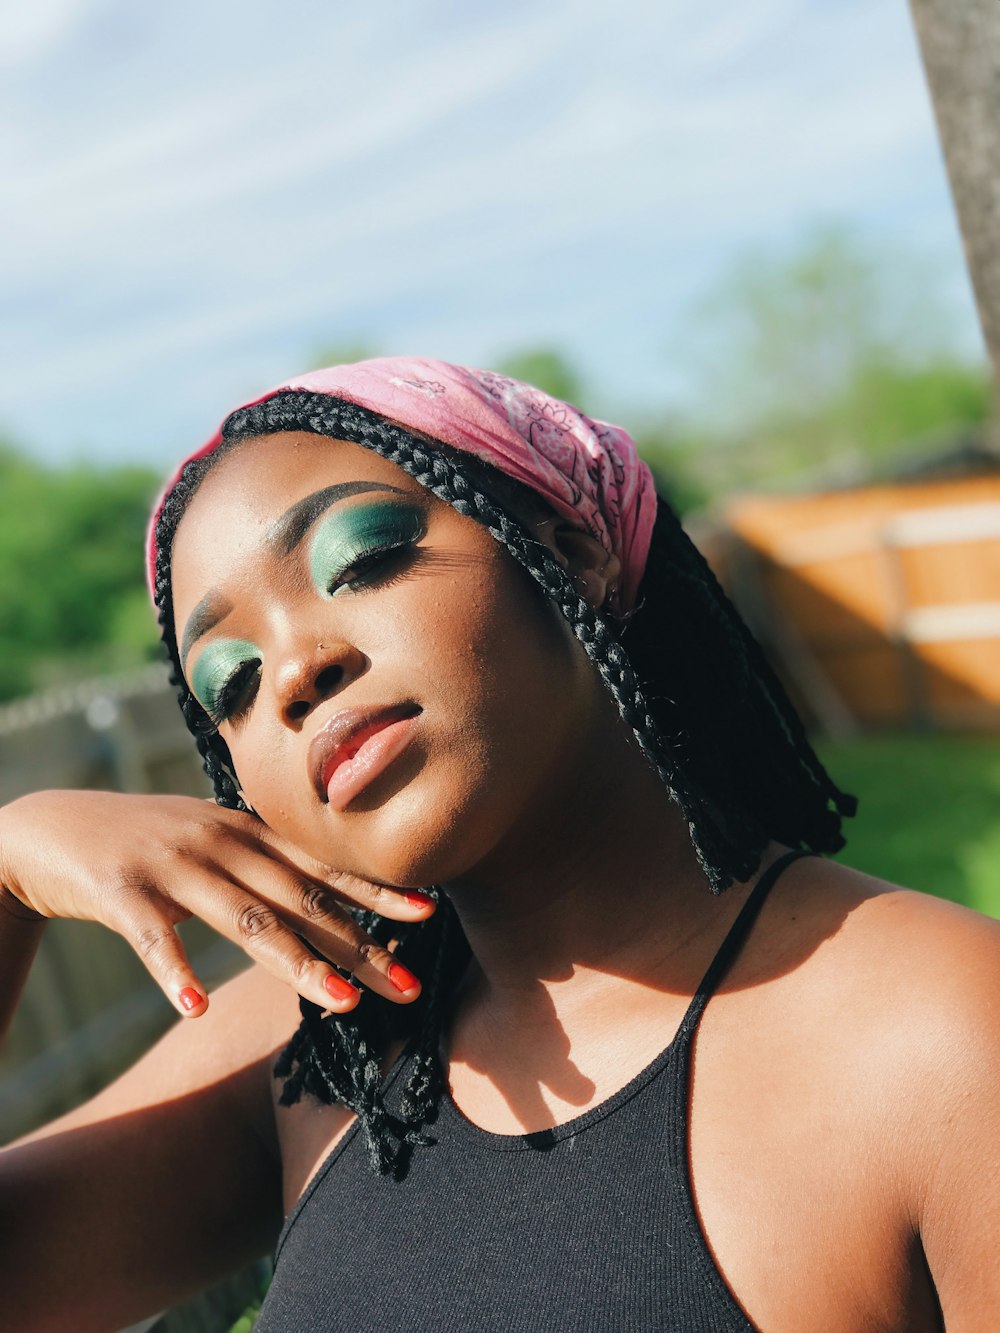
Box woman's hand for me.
[0,789,434,1018]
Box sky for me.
[0,0,986,467]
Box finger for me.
[177,822,426,1001]
[251,867,424,1004]
[119,912,211,1019]
[326,870,437,924]
[202,855,424,1004]
[180,876,366,1014]
[248,825,436,923]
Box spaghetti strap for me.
[676,848,814,1044]
[259,849,817,1333]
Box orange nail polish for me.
[388,961,420,993]
[179,986,203,1012]
[324,972,358,1003]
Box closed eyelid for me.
[268,481,409,554]
[308,500,427,593]
[189,638,261,715]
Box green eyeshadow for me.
[309,500,426,596]
[190,638,260,720]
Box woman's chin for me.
[309,774,510,891]
[337,807,487,891]
[258,738,532,889]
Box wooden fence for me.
[0,665,245,1137]
[715,472,1000,734]
[0,666,263,1332]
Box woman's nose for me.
[273,640,367,725]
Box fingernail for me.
[404,890,435,910]
[324,972,358,1004]
[179,986,203,1012]
[388,961,420,994]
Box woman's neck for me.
[442,713,762,1036]
[437,715,779,1134]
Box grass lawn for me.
[816,732,1000,919]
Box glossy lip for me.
[309,702,422,806]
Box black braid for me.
[152,388,855,1176]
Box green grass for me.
[816,733,1000,919]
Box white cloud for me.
[0,0,980,462]
[0,0,96,68]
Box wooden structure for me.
[0,666,264,1330]
[0,665,237,1141]
[716,464,1000,733]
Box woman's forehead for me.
[169,431,430,606]
[182,432,429,536]
[195,431,426,512]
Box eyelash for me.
[202,539,420,729]
[326,537,414,596]
[205,658,261,729]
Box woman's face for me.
[170,431,613,888]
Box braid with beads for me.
[152,390,855,1176]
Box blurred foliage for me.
[0,445,161,701]
[650,225,994,497]
[0,226,993,703]
[495,348,587,408]
[684,226,944,426]
[820,734,1000,919]
[308,339,379,371]
[632,344,991,509]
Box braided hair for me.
[152,390,855,1175]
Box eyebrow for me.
[179,480,410,668]
[267,480,408,554]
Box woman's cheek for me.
[230,553,578,874]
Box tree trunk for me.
[910,1,1000,388]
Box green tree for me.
[0,444,162,701]
[495,349,587,409]
[308,340,380,371]
[670,225,994,492]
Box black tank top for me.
[256,850,809,1333]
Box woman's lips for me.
[309,703,422,811]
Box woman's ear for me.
[534,518,621,610]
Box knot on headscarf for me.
[148,356,657,615]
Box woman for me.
[0,358,997,1331]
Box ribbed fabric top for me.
[256,850,809,1333]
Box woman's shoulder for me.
[784,855,1000,1019]
[766,856,1000,1164]
[793,859,1000,1315]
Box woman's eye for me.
[327,541,412,596]
[210,659,261,724]
[309,503,426,599]
[190,639,262,727]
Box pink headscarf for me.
[148,357,657,616]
